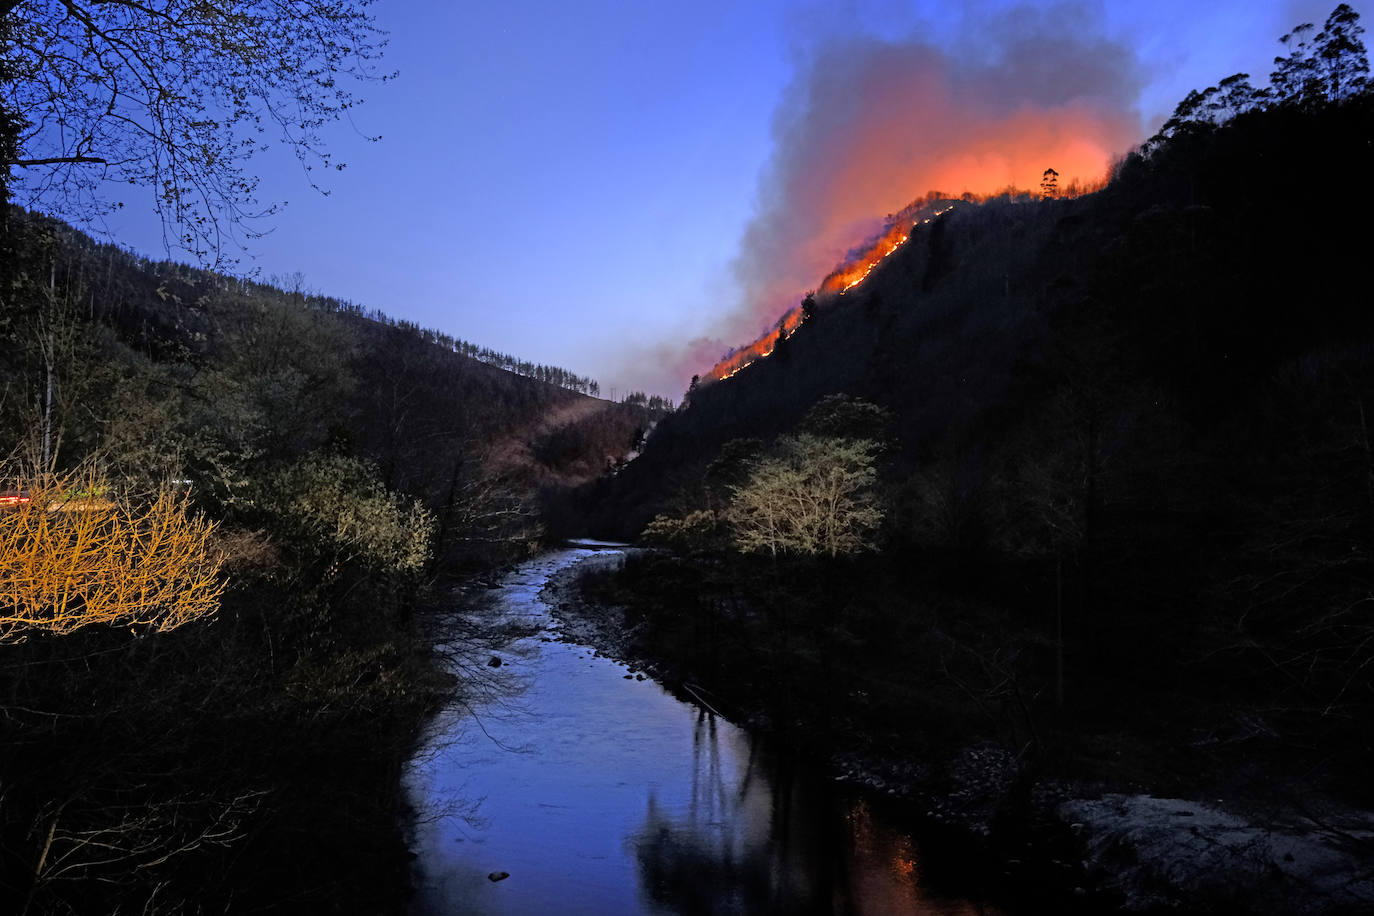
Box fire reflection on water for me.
[631,708,1001,916]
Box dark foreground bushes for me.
[591,545,1374,811]
[0,559,453,914]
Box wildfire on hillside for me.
[682,6,1143,398]
[820,222,910,295]
[711,307,805,381]
[705,201,960,383]
[817,205,955,296]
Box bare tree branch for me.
[1,0,390,265]
[12,155,106,165]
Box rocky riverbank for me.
[539,551,1374,914]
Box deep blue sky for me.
[86,0,1362,398]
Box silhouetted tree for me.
[1209,72,1262,121]
[1040,167,1059,199]
[1317,3,1370,102]
[1271,20,1322,107]
[1270,6,1369,107]
[1,0,390,264]
[770,328,791,363]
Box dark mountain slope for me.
[599,93,1374,542]
[0,207,656,559]
[581,93,1374,818]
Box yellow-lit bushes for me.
[0,468,225,642]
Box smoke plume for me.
[622,3,1147,398]
[741,4,1142,337]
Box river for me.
[406,544,1004,915]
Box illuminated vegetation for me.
[267,453,434,575]
[0,469,219,642]
[0,467,224,642]
[726,434,882,558]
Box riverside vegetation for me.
[0,1,670,909]
[0,208,664,912]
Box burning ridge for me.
[707,195,965,383]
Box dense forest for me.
[555,8,1374,911]
[0,205,667,911]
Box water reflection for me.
[630,709,997,916]
[408,549,1000,915]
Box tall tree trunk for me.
[1056,554,1065,713]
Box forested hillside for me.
[0,208,662,912]
[569,16,1374,906]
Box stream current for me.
[406,544,1003,915]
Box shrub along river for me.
[406,544,1004,915]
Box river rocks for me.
[539,551,641,668]
[1060,793,1374,913]
[830,742,1016,833]
[942,742,1021,831]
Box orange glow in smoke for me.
[686,16,1143,394]
[704,166,1110,385]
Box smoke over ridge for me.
[623,3,1146,397]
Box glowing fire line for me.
[841,233,907,292]
[706,204,957,383]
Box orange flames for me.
[703,168,1120,386]
[817,202,956,296]
[845,204,958,292]
[711,306,805,381]
[820,222,910,295]
[706,199,963,382]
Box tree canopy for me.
[0,0,389,264]
[727,434,883,558]
[1147,4,1369,150]
[1272,4,1369,106]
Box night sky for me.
[76,0,1363,399]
